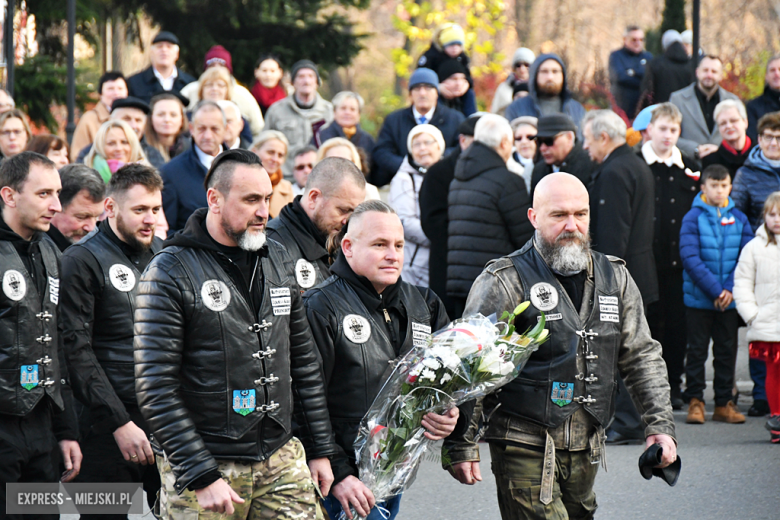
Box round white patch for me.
[295,259,316,289]
[201,280,231,312]
[3,270,26,301]
[530,282,559,312]
[343,314,371,344]
[109,264,136,292]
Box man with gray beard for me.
[134,149,336,518]
[443,173,677,520]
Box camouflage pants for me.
[157,437,323,520]
[489,443,598,520]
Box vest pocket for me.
[180,389,227,435]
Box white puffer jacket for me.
[733,225,780,342]
[388,156,430,287]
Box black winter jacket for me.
[746,85,780,143]
[638,42,694,109]
[133,208,336,493]
[589,144,659,304]
[447,142,534,299]
[530,141,595,198]
[126,66,196,104]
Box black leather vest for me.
[0,238,63,416]
[305,277,433,420]
[161,241,297,440]
[497,242,622,428]
[72,227,162,404]
[266,213,330,291]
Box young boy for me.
[679,164,754,424]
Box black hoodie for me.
[639,41,694,109]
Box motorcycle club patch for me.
[48,276,59,304]
[3,270,26,301]
[20,364,39,391]
[232,389,256,416]
[551,381,574,407]
[109,264,136,292]
[201,280,231,312]
[530,282,558,312]
[295,259,316,289]
[344,314,371,344]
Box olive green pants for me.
[489,443,598,520]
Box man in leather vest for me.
[267,157,366,291]
[134,149,336,519]
[304,200,457,520]
[444,173,676,520]
[60,164,164,516]
[0,152,81,517]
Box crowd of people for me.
[0,20,778,520]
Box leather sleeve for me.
[51,330,79,442]
[287,283,338,461]
[134,254,219,492]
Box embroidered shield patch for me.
[232,389,256,416]
[21,365,39,391]
[551,381,573,407]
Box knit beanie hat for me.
[437,59,469,82]
[438,24,465,48]
[661,30,682,51]
[408,68,439,90]
[512,47,536,66]
[407,123,446,155]
[204,45,232,73]
[291,60,321,85]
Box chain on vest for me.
[0,238,63,416]
[497,242,623,428]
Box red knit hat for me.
[204,45,232,73]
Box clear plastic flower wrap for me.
[353,303,549,511]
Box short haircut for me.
[216,100,241,121]
[474,113,513,149]
[305,157,366,198]
[106,163,164,200]
[0,109,32,143]
[701,164,730,184]
[59,164,105,208]
[293,145,318,160]
[625,25,642,34]
[650,102,682,125]
[328,199,396,258]
[713,99,747,122]
[581,109,627,142]
[98,71,126,94]
[26,134,68,156]
[698,54,722,66]
[204,148,263,193]
[331,91,365,112]
[191,99,226,126]
[757,112,780,135]
[767,55,780,72]
[0,151,57,207]
[762,191,780,245]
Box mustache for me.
[556,230,587,243]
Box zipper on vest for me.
[564,415,571,450]
[383,308,391,323]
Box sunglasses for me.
[515,134,536,142]
[294,163,313,171]
[514,62,531,69]
[534,135,559,146]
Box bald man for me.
[443,173,677,520]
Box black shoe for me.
[748,399,770,417]
[766,415,780,432]
[671,396,685,410]
[605,429,644,445]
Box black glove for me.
[638,443,681,486]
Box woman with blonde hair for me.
[84,120,148,182]
[145,93,189,162]
[251,130,294,218]
[317,137,380,200]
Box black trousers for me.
[0,402,59,520]
[74,403,161,519]
[647,269,687,396]
[684,308,740,406]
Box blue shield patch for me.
[551,381,573,407]
[232,389,256,416]
[20,365,39,391]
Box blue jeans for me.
[750,358,768,401]
[321,493,402,520]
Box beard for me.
[535,229,591,274]
[222,218,267,251]
[537,81,563,97]
[116,213,154,252]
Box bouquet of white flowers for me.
[353,303,549,512]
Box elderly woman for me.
[0,109,31,160]
[145,92,190,162]
[26,134,70,169]
[251,130,294,218]
[313,91,375,157]
[703,99,754,177]
[84,120,148,182]
[196,66,253,146]
[317,137,380,200]
[510,116,538,193]
[387,124,445,286]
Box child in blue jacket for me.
[680,164,754,425]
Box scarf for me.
[251,81,287,112]
[269,167,283,187]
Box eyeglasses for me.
[534,135,559,147]
[0,129,24,138]
[294,163,313,171]
[515,134,536,142]
[412,139,437,149]
[513,62,531,69]
[760,134,780,143]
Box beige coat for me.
[70,102,110,162]
[269,179,294,219]
[180,78,264,141]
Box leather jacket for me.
[134,209,336,493]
